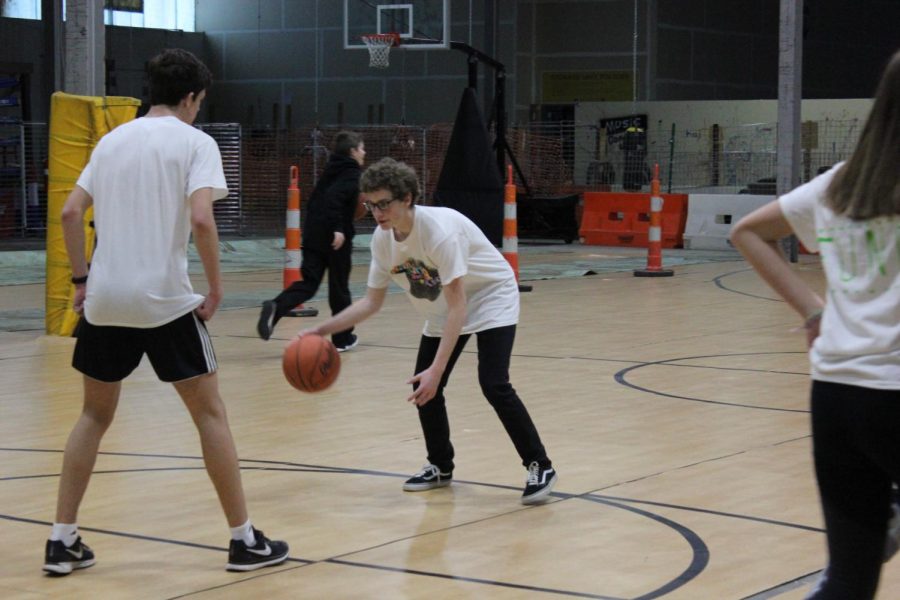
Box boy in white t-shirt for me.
[44,49,288,576]
[731,50,900,600]
[298,158,558,505]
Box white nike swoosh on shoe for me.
[65,547,84,560]
[246,543,272,557]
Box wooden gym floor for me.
[2,242,899,599]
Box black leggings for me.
[412,325,550,473]
[272,244,354,347]
[807,380,900,599]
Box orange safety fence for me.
[579,191,688,248]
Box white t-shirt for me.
[76,116,228,327]
[779,163,900,389]
[367,206,520,336]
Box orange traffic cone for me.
[634,164,674,277]
[284,166,318,317]
[502,165,532,292]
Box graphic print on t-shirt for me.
[391,259,442,301]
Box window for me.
[105,0,194,31]
[1,0,40,20]
[1,0,195,32]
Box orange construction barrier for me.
[579,188,688,249]
[502,166,532,292]
[284,166,318,317]
[634,165,673,277]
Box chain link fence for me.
[0,118,863,240]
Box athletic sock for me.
[50,523,79,547]
[230,519,256,546]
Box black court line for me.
[232,337,651,368]
[165,562,314,600]
[2,448,707,599]
[740,570,824,599]
[614,352,810,414]
[0,447,361,473]
[324,558,624,600]
[5,446,820,533]
[4,447,832,598]
[584,496,709,600]
[0,465,360,482]
[712,268,784,302]
[321,343,802,375]
[633,361,809,378]
[597,495,824,534]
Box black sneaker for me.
[403,464,452,491]
[521,461,557,505]
[335,333,359,353]
[43,536,96,576]
[227,528,289,572]
[257,301,276,341]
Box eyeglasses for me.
[363,198,399,212]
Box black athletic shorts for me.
[72,310,218,383]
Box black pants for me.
[272,244,354,347]
[807,380,900,599]
[413,324,551,473]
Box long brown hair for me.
[826,49,900,219]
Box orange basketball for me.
[282,334,340,393]
[354,194,367,220]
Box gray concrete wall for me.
[1,0,897,125]
[0,17,45,120]
[653,0,899,101]
[196,0,518,127]
[105,26,206,112]
[655,0,779,100]
[514,0,651,119]
[0,17,205,122]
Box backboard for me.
[344,0,450,50]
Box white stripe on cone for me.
[284,249,301,269]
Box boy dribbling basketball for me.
[297,158,558,505]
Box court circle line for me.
[0,448,708,600]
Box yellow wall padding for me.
[46,92,141,335]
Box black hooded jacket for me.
[302,153,361,251]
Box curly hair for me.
[359,158,420,203]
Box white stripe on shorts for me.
[192,312,218,372]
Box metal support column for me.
[64,0,105,97]
[776,0,803,262]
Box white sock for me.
[230,520,256,546]
[50,523,79,547]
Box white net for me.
[362,34,397,69]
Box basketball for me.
[282,334,340,393]
[354,193,367,220]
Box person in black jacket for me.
[257,131,365,350]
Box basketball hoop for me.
[361,33,400,69]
